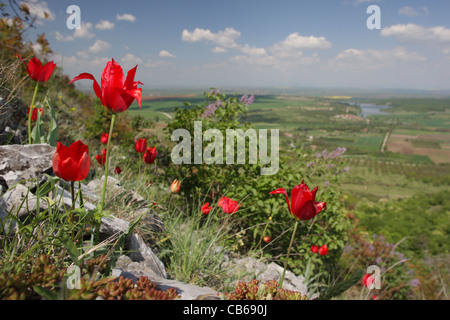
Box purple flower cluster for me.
[239,94,255,106]
[328,147,347,159]
[201,100,223,118]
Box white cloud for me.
[271,32,331,59]
[211,46,227,53]
[95,20,115,30]
[120,53,143,70]
[74,22,95,39]
[89,40,111,53]
[116,13,136,23]
[398,6,429,17]
[159,50,176,58]
[182,27,241,49]
[330,47,426,72]
[22,0,54,23]
[381,24,450,44]
[54,22,95,41]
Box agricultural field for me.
[129,92,450,204]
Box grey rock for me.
[113,255,221,300]
[224,256,309,296]
[0,144,55,189]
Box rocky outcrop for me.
[0,143,311,300]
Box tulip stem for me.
[279,220,299,289]
[28,83,39,144]
[100,113,116,212]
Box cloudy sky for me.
[16,0,450,91]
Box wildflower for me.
[143,146,157,164]
[269,180,326,221]
[95,149,107,166]
[134,138,147,153]
[239,94,255,106]
[362,273,374,288]
[27,107,43,121]
[18,55,56,82]
[170,179,181,193]
[318,244,329,256]
[52,140,90,182]
[263,236,271,243]
[218,196,240,214]
[311,245,319,253]
[201,203,212,215]
[114,166,122,174]
[69,58,142,113]
[100,132,109,144]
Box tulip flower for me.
[27,107,43,121]
[269,180,326,221]
[69,58,142,114]
[95,149,107,166]
[270,180,327,289]
[19,56,56,83]
[363,273,374,288]
[263,236,271,243]
[201,203,212,215]
[19,56,56,144]
[52,140,90,182]
[135,138,147,153]
[318,244,329,256]
[114,166,122,174]
[100,132,109,144]
[143,146,157,164]
[311,245,319,254]
[219,196,241,214]
[68,58,142,211]
[170,179,181,193]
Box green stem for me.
[78,181,83,208]
[28,83,39,144]
[71,181,75,210]
[100,113,116,211]
[279,220,299,289]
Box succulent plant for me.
[226,279,308,300]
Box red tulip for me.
[69,58,143,114]
[201,202,212,215]
[143,146,157,164]
[18,56,56,82]
[311,245,319,253]
[114,166,122,174]
[318,244,329,256]
[363,273,374,288]
[269,180,326,220]
[95,149,107,166]
[27,107,43,121]
[135,138,147,153]
[218,196,241,214]
[101,132,109,144]
[52,140,90,182]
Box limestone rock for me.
[0,144,55,189]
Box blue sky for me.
[17,0,450,91]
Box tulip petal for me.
[269,188,292,215]
[290,183,313,218]
[37,61,56,82]
[68,140,89,163]
[315,201,326,214]
[76,151,91,181]
[69,73,102,102]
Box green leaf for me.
[33,286,59,300]
[61,236,81,266]
[318,269,365,300]
[46,99,59,147]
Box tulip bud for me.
[263,236,271,243]
[170,179,181,193]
